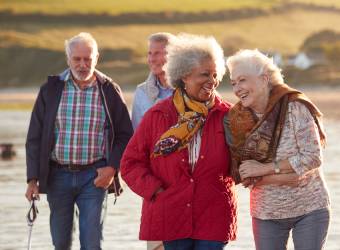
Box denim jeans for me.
[163,238,226,250]
[47,161,107,250]
[252,208,330,250]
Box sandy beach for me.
[0,87,339,250]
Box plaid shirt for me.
[51,73,106,165]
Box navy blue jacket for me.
[26,69,133,193]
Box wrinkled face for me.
[67,42,98,83]
[230,66,269,112]
[182,59,219,102]
[147,41,167,77]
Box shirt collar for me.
[66,72,97,90]
[156,77,172,90]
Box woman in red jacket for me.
[121,33,237,250]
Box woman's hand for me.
[241,177,262,188]
[239,160,271,180]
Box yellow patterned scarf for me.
[153,88,215,157]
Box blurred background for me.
[1,0,340,88]
[0,0,339,249]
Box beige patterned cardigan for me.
[250,101,330,219]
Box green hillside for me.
[1,0,340,87]
[0,0,280,14]
[1,0,340,14]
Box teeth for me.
[239,93,248,99]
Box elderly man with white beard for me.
[25,32,133,250]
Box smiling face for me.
[182,58,219,102]
[147,41,167,77]
[230,65,270,113]
[67,42,98,85]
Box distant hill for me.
[0,0,300,15]
[299,30,340,62]
[1,0,340,15]
[1,0,340,87]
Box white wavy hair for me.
[226,49,284,86]
[164,33,226,88]
[65,32,99,59]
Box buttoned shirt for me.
[51,73,106,165]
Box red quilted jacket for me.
[121,95,237,242]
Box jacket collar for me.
[152,92,231,114]
[141,73,159,102]
[58,68,111,85]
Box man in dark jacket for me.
[25,32,133,250]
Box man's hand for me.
[94,166,116,189]
[25,179,40,201]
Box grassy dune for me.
[3,9,340,54]
[0,0,280,14]
[1,0,340,14]
[293,0,340,7]
[1,1,340,87]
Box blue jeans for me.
[47,161,107,250]
[252,208,330,250]
[163,238,226,250]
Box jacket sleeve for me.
[25,87,45,182]
[108,83,134,169]
[120,111,163,201]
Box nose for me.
[79,59,87,67]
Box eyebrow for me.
[231,74,247,80]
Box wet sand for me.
[0,88,339,249]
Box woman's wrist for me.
[263,162,276,176]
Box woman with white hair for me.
[224,49,330,250]
[121,34,237,250]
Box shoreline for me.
[1,86,339,120]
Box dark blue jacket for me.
[26,69,133,193]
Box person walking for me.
[25,32,133,250]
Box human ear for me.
[181,77,189,89]
[262,74,270,85]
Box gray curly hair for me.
[164,33,226,88]
[226,49,284,86]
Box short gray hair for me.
[148,32,176,45]
[226,49,284,86]
[164,33,226,88]
[65,32,99,59]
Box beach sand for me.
[0,87,339,249]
